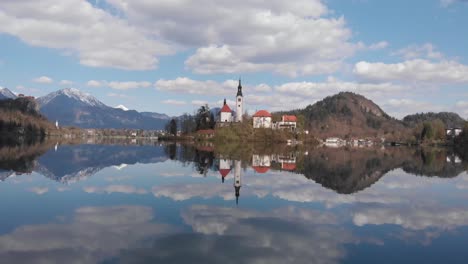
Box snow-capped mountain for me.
[37,88,106,108]
[0,87,17,100]
[37,88,168,129]
[115,104,129,111]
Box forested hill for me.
[0,97,54,145]
[278,92,409,140]
[403,112,466,128]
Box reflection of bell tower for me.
[236,78,243,122]
[234,160,242,205]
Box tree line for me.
[165,104,216,136]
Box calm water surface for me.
[0,142,467,263]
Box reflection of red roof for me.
[219,169,231,177]
[220,104,232,113]
[253,110,272,117]
[282,163,296,171]
[253,166,270,173]
[282,115,297,122]
[197,146,214,152]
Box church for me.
[218,79,244,124]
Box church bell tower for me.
[236,78,243,122]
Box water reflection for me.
[1,142,466,194]
[1,141,468,263]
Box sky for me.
[0,0,467,118]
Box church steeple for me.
[236,78,244,122]
[237,78,243,97]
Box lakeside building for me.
[273,115,297,131]
[219,99,233,123]
[253,110,272,128]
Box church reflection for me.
[215,153,298,204]
[217,158,244,205]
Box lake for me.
[0,141,467,263]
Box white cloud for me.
[155,76,410,112]
[33,76,53,84]
[83,185,147,195]
[156,78,238,96]
[353,204,468,230]
[107,81,151,90]
[107,92,130,98]
[440,0,468,6]
[29,187,49,195]
[162,99,187,106]
[0,206,173,263]
[106,0,358,77]
[87,80,151,90]
[368,41,389,50]
[392,43,443,60]
[0,0,173,70]
[87,80,102,87]
[59,80,73,86]
[354,59,468,84]
[382,99,443,118]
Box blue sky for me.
[0,0,467,118]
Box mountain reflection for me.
[0,141,466,194]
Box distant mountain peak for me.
[115,104,129,111]
[0,87,18,100]
[38,88,105,108]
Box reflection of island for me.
[1,142,467,193]
[0,142,56,181]
[299,147,466,194]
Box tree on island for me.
[196,104,215,130]
[165,118,178,136]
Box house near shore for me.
[219,99,233,123]
[253,110,272,128]
[274,115,297,131]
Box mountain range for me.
[0,87,465,134]
[36,88,169,130]
[0,87,17,100]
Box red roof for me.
[219,169,231,177]
[282,163,296,171]
[282,115,297,122]
[220,104,232,113]
[253,110,272,118]
[252,166,270,173]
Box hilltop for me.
[280,92,408,140]
[403,112,466,128]
[0,97,54,145]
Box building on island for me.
[274,115,297,131]
[236,79,244,122]
[219,99,233,123]
[252,110,272,128]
